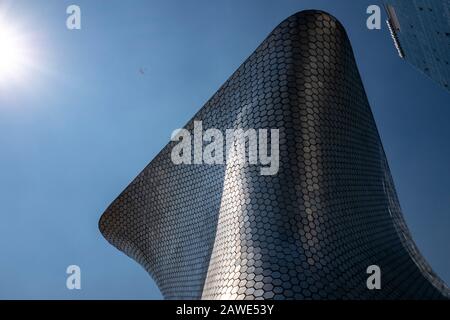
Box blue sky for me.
[0,0,448,299]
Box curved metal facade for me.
[99,10,449,299]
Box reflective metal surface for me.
[99,10,449,300]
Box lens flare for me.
[0,22,32,85]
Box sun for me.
[0,22,31,85]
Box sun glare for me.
[0,21,32,85]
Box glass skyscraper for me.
[384,0,450,92]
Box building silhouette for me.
[99,11,449,299]
[385,0,450,92]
